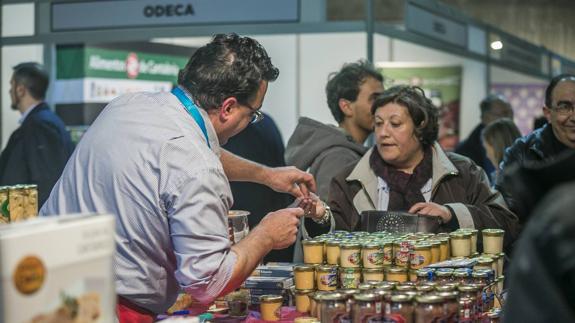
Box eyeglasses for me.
[241,102,264,124]
[552,102,575,116]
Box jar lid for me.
[302,239,323,246]
[437,291,458,300]
[358,283,373,290]
[482,229,505,236]
[294,264,316,272]
[390,294,413,303]
[340,267,362,273]
[362,268,384,274]
[449,232,469,239]
[0,186,9,192]
[373,282,395,290]
[435,285,456,292]
[362,242,380,248]
[472,270,489,278]
[415,285,434,292]
[453,271,470,278]
[475,257,493,265]
[318,292,346,301]
[395,285,415,291]
[340,242,362,249]
[294,289,315,295]
[487,311,501,318]
[459,228,478,234]
[458,285,480,292]
[326,240,341,246]
[353,293,379,302]
[260,295,283,303]
[429,240,441,247]
[386,267,408,274]
[335,289,361,297]
[416,268,434,276]
[310,291,328,300]
[416,295,443,304]
[413,243,431,250]
[435,270,453,277]
[317,265,337,272]
[497,275,505,282]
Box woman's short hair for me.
[482,118,522,166]
[371,85,439,147]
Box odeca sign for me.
[143,4,195,18]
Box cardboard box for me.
[0,213,115,323]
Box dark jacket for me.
[0,103,74,206]
[455,124,495,178]
[496,123,572,222]
[504,180,575,323]
[328,143,519,253]
[223,114,293,263]
[285,117,367,200]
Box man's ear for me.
[219,97,238,121]
[339,98,353,118]
[542,106,552,123]
[15,83,26,98]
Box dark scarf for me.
[369,147,433,211]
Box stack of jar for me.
[0,184,38,224]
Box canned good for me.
[415,295,444,322]
[260,295,283,321]
[340,242,362,268]
[294,264,315,290]
[482,229,505,255]
[352,293,381,323]
[302,240,324,264]
[294,289,314,313]
[362,242,384,268]
[326,240,341,265]
[317,265,338,291]
[363,268,384,282]
[340,267,362,289]
[386,267,409,283]
[319,292,348,322]
[386,294,414,322]
[449,232,471,257]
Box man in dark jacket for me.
[455,94,513,180]
[497,74,575,223]
[0,62,74,206]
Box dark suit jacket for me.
[455,123,495,180]
[0,103,74,207]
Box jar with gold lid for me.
[294,289,314,313]
[340,267,362,289]
[325,240,341,265]
[309,291,327,319]
[435,284,456,293]
[410,243,432,269]
[415,295,444,322]
[352,293,382,323]
[260,295,283,321]
[415,268,434,284]
[453,268,472,285]
[409,269,418,282]
[458,285,480,322]
[474,256,495,275]
[472,271,494,311]
[393,240,414,268]
[386,267,409,283]
[294,264,315,290]
[316,265,338,291]
[302,239,324,264]
[434,268,453,284]
[438,238,449,261]
[362,242,384,268]
[460,228,478,253]
[482,229,505,254]
[396,284,416,293]
[340,242,362,268]
[363,268,385,282]
[382,241,394,265]
[438,291,459,323]
[319,292,348,322]
[386,294,414,322]
[449,232,471,257]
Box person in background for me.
[285,60,384,200]
[481,118,521,183]
[222,112,294,263]
[329,85,518,252]
[39,34,325,322]
[0,62,74,206]
[497,74,575,223]
[455,94,513,180]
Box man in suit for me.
[0,62,74,206]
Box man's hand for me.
[297,193,326,222]
[252,208,304,250]
[264,166,316,199]
[409,202,452,223]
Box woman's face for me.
[374,102,424,172]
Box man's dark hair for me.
[372,85,439,148]
[545,73,575,108]
[326,60,384,123]
[178,33,279,111]
[12,62,49,100]
[480,94,511,117]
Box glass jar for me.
[336,289,360,322]
[316,265,338,291]
[410,243,432,270]
[415,284,435,295]
[358,282,373,291]
[415,295,444,323]
[362,242,384,268]
[434,268,453,284]
[396,284,416,293]
[394,240,414,268]
[472,271,494,312]
[437,291,459,323]
[260,295,283,321]
[497,253,505,277]
[363,268,385,283]
[429,240,441,264]
[326,240,341,265]
[409,269,418,282]
[340,267,362,289]
[309,291,327,319]
[438,238,449,261]
[386,267,409,283]
[295,289,314,313]
[386,294,414,322]
[416,268,434,284]
[294,264,315,290]
[482,229,505,255]
[449,232,471,257]
[453,268,472,285]
[319,292,348,322]
[382,241,394,266]
[474,256,494,275]
[352,293,382,323]
[460,229,478,254]
[340,242,362,268]
[303,239,324,264]
[458,285,480,322]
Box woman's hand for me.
[297,193,326,222]
[409,202,452,224]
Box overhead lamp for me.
[490,41,503,50]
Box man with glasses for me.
[497,74,575,223]
[40,34,325,322]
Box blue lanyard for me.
[171,87,211,148]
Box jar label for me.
[320,272,338,288]
[340,272,360,289]
[348,252,361,265]
[409,253,425,266]
[367,251,384,266]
